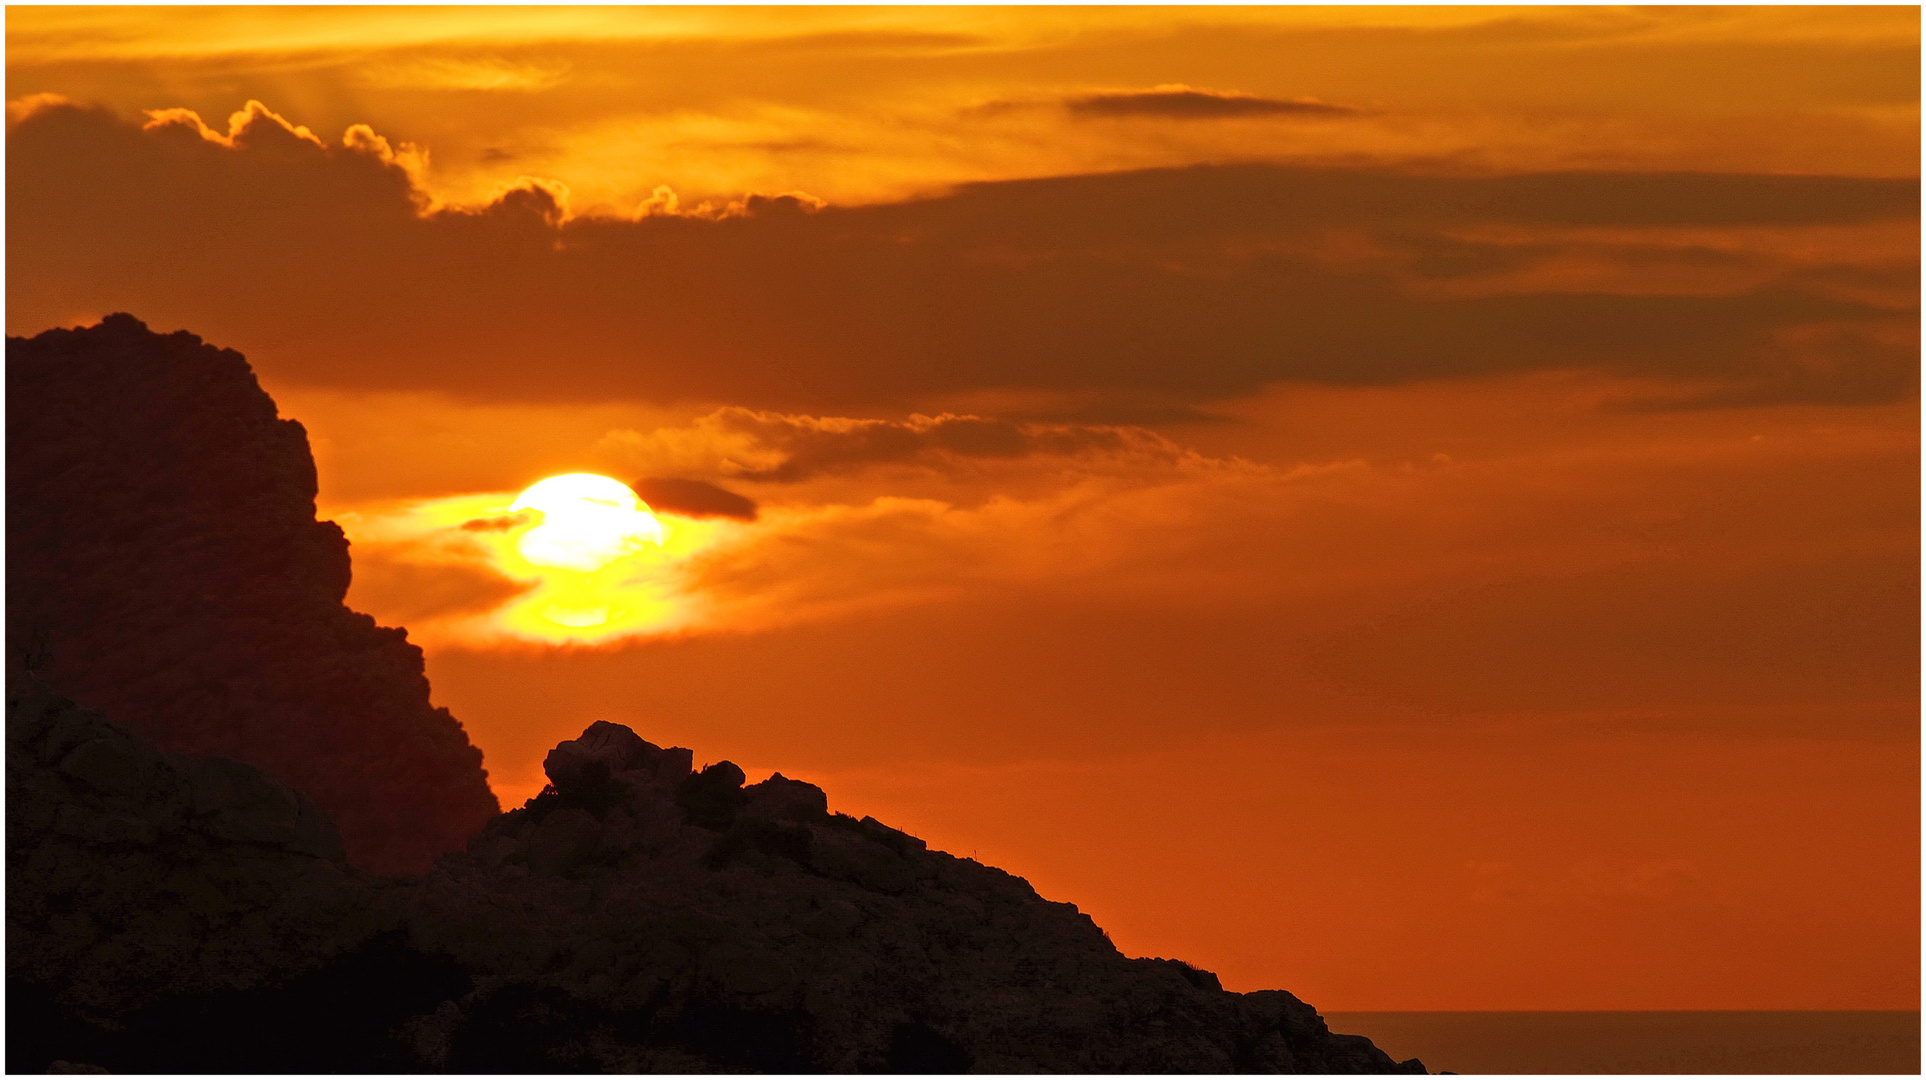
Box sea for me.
[1322,1011,1921,1075]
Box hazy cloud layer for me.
[7,100,1917,415]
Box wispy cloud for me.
[1066,85,1358,119]
[597,408,1194,483]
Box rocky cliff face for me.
[6,315,499,873]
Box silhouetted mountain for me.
[6,314,499,872]
[6,315,1424,1072]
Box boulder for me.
[742,772,830,822]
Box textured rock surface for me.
[7,314,499,872]
[6,672,473,1074]
[5,674,386,1015]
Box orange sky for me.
[7,6,1917,1010]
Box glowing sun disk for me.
[509,473,665,572]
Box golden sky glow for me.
[7,5,1917,1012]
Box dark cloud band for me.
[7,101,1916,413]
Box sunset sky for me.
[7,5,1917,1011]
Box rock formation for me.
[412,720,1427,1073]
[6,315,499,873]
[8,685,1426,1073]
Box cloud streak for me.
[1066,85,1357,119]
[694,409,1189,483]
[631,477,759,520]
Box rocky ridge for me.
[9,684,1425,1073]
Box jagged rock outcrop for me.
[412,720,1426,1073]
[6,314,499,872]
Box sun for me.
[343,472,730,642]
[509,473,665,572]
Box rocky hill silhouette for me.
[6,316,1425,1073]
[9,680,1426,1073]
[7,315,499,873]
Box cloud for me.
[1614,323,1922,410]
[632,477,759,520]
[6,100,1915,412]
[141,98,327,149]
[5,91,71,126]
[1066,85,1357,119]
[700,409,1186,482]
[588,408,1209,498]
[461,512,534,532]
